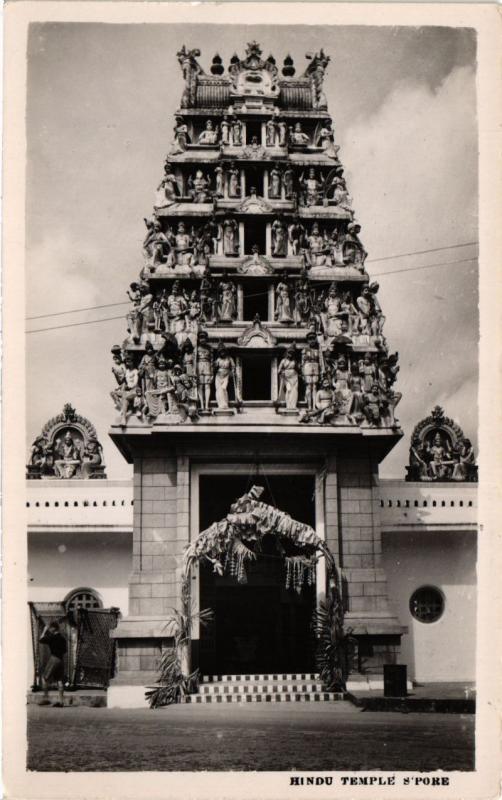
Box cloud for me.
[26,231,102,318]
[337,66,478,477]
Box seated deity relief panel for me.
[27,404,106,480]
[406,406,477,482]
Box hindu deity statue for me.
[277,346,299,410]
[198,119,219,145]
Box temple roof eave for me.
[168,150,340,166]
[154,203,353,220]
[109,424,403,464]
[175,109,333,120]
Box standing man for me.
[39,621,67,707]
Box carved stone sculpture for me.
[53,431,82,478]
[277,120,288,147]
[271,219,287,257]
[214,165,225,197]
[166,280,189,345]
[171,116,190,152]
[300,378,340,424]
[322,283,343,338]
[274,273,293,322]
[293,272,312,325]
[28,404,107,479]
[306,223,329,267]
[174,222,195,268]
[361,383,388,427]
[222,218,239,255]
[177,46,204,108]
[277,347,299,410]
[218,274,237,321]
[220,115,230,145]
[126,281,153,344]
[333,355,353,415]
[196,331,213,412]
[290,122,310,146]
[198,119,219,145]
[301,331,321,411]
[300,168,322,206]
[288,218,305,256]
[282,166,295,199]
[138,341,158,392]
[214,343,238,410]
[231,117,243,146]
[343,222,367,269]
[269,164,282,199]
[189,170,211,203]
[304,49,330,110]
[119,355,140,426]
[451,439,476,481]
[266,118,277,147]
[145,355,171,418]
[227,163,241,198]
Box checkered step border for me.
[184,692,342,704]
[200,683,324,694]
[202,673,319,683]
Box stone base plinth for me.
[110,616,176,694]
[108,685,152,709]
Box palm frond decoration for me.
[311,594,355,692]
[146,589,214,709]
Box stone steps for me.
[200,682,324,694]
[186,674,344,704]
[185,691,343,704]
[202,673,319,683]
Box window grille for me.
[409,586,444,623]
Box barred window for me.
[409,586,444,623]
[64,587,102,612]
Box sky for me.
[25,23,478,479]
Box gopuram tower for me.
[109,43,406,704]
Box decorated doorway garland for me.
[147,486,353,708]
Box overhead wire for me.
[25,241,478,323]
[26,244,478,334]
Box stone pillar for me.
[265,223,272,256]
[239,222,245,256]
[268,285,275,321]
[237,284,244,320]
[109,453,188,706]
[240,169,246,198]
[325,452,406,674]
[263,169,269,199]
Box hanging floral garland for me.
[285,555,318,594]
[184,485,333,590]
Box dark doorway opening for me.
[246,119,263,146]
[244,218,267,256]
[242,280,269,321]
[240,354,272,401]
[198,473,316,675]
[244,166,264,196]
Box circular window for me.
[64,587,103,613]
[409,586,444,623]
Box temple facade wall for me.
[382,530,477,682]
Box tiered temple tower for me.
[109,43,405,699]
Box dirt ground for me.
[27,702,475,772]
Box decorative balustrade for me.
[379,479,477,531]
[27,480,133,531]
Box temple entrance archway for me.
[190,468,327,675]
